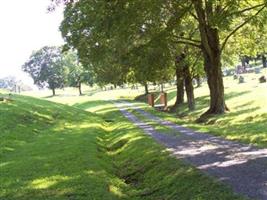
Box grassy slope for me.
[134,70,267,148]
[0,94,246,199]
[0,94,119,200]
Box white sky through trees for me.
[0,0,63,84]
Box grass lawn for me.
[0,94,246,199]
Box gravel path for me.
[114,101,267,200]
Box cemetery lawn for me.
[0,94,246,200]
[134,71,267,148]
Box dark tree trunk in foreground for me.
[144,83,149,94]
[202,34,227,115]
[194,1,228,116]
[52,88,56,96]
[184,65,195,111]
[78,81,82,95]
[262,55,267,68]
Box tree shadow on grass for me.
[206,112,267,146]
[135,90,252,118]
[43,94,61,98]
[171,90,252,118]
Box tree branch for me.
[172,39,201,49]
[230,3,265,16]
[189,11,198,20]
[172,35,201,44]
[221,5,266,52]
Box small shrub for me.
[259,76,267,83]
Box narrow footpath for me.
[114,101,267,200]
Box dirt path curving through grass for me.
[114,100,267,200]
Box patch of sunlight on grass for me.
[79,123,103,129]
[32,111,53,121]
[85,170,95,175]
[0,161,13,168]
[97,108,118,114]
[52,122,102,132]
[29,176,71,189]
[108,185,125,198]
[2,147,15,152]
[108,136,145,156]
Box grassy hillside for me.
[0,94,116,199]
[0,94,246,199]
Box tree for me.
[126,38,175,95]
[60,0,174,91]
[22,46,67,96]
[64,51,94,95]
[189,0,267,116]
[0,76,18,92]
[58,0,267,117]
[228,21,267,68]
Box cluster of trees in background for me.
[29,0,267,118]
[0,76,32,92]
[22,46,94,96]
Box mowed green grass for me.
[0,94,246,199]
[20,68,267,148]
[0,94,117,199]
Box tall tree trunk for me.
[160,84,164,92]
[184,65,195,111]
[193,1,228,116]
[144,83,149,94]
[78,81,82,95]
[262,55,266,68]
[241,57,246,67]
[52,88,55,96]
[171,65,184,112]
[202,40,227,115]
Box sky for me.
[0,0,64,85]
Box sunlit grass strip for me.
[127,108,179,137]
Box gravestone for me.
[239,76,245,83]
[159,92,168,110]
[259,76,267,83]
[147,93,155,107]
[255,68,261,74]
[233,74,238,80]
